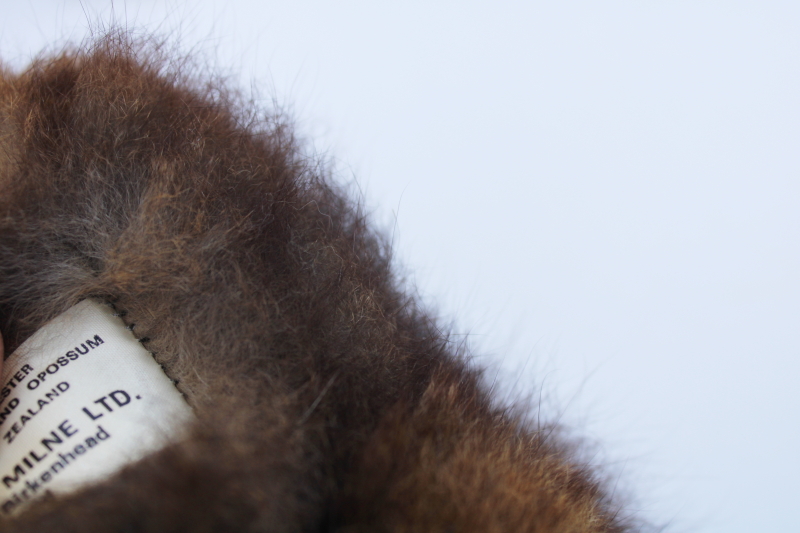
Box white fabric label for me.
[0,300,193,515]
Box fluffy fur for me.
[0,34,632,532]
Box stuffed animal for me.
[0,33,633,532]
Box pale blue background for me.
[3,2,799,531]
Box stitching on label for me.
[100,301,192,407]
[0,299,195,514]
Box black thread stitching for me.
[102,300,192,407]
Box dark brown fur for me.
[0,34,632,532]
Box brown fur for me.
[0,33,633,532]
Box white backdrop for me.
[3,2,799,531]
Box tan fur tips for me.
[0,33,635,532]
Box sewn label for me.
[0,300,193,515]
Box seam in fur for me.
[103,299,193,407]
